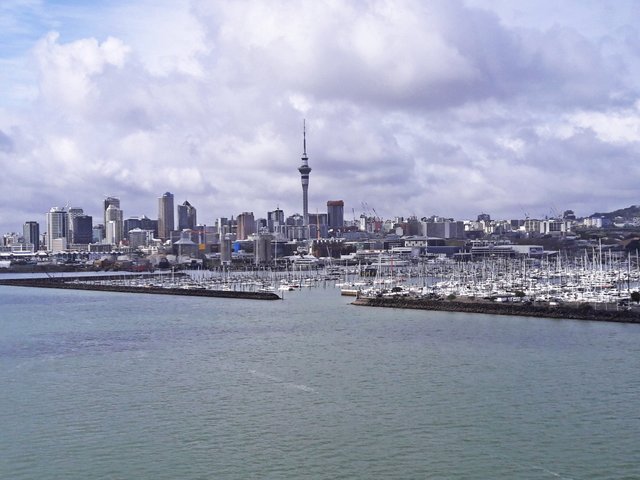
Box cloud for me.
[1,0,640,233]
[0,129,14,152]
[33,32,130,111]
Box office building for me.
[267,208,285,234]
[72,215,93,244]
[103,197,120,240]
[92,224,105,243]
[105,204,123,244]
[46,207,67,251]
[158,192,174,240]
[128,228,154,249]
[23,221,40,251]
[123,217,141,239]
[67,207,84,242]
[217,217,231,236]
[327,200,344,233]
[309,213,328,239]
[286,213,305,241]
[177,200,197,230]
[236,212,255,240]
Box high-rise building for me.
[72,215,93,244]
[286,213,305,241]
[67,207,84,242]
[23,221,40,251]
[267,208,285,233]
[217,217,230,236]
[327,200,344,233]
[124,215,158,239]
[177,200,197,230]
[297,120,312,237]
[103,197,120,240]
[158,192,174,241]
[105,204,123,245]
[128,228,154,249]
[139,215,158,238]
[46,207,67,251]
[92,224,105,243]
[123,217,141,240]
[309,213,328,239]
[236,212,255,240]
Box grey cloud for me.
[0,129,14,152]
[1,0,640,232]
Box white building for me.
[46,207,67,252]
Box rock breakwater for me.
[353,296,640,324]
[0,276,281,300]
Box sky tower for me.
[298,120,312,233]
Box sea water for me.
[1,283,639,479]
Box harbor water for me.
[1,283,639,479]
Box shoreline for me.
[352,296,640,324]
[0,276,281,301]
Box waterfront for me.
[1,284,639,479]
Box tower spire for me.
[297,119,312,238]
[302,119,308,161]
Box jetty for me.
[352,296,640,324]
[0,275,281,300]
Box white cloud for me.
[33,32,130,110]
[570,103,640,143]
[1,0,640,232]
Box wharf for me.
[0,276,281,300]
[352,296,640,324]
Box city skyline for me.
[1,1,640,234]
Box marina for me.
[4,249,640,322]
[348,251,640,308]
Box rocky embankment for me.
[353,296,640,324]
[0,276,281,300]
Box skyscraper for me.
[123,217,142,240]
[236,212,255,240]
[67,207,84,242]
[23,221,40,251]
[46,207,67,251]
[103,197,120,240]
[298,120,312,237]
[267,208,285,234]
[105,204,123,244]
[158,192,174,241]
[177,200,197,230]
[72,215,93,244]
[327,200,344,233]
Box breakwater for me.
[0,276,281,300]
[353,296,640,324]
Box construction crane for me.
[361,202,381,221]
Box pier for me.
[0,275,281,300]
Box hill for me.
[591,205,640,220]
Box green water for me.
[1,285,639,479]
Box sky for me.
[1,0,640,233]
